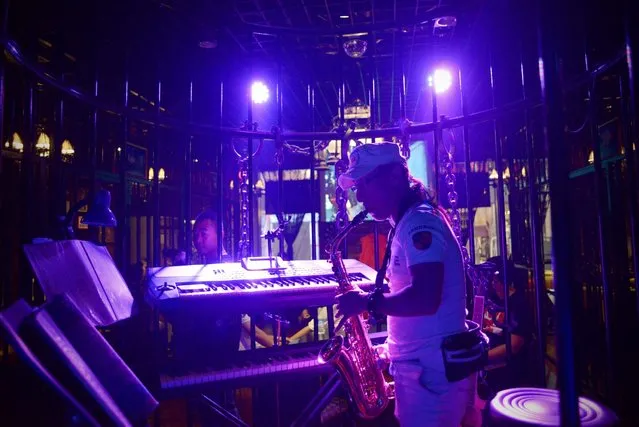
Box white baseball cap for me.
[337,142,406,190]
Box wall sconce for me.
[35,133,51,158]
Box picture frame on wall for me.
[125,143,148,177]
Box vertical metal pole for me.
[521,53,547,387]
[338,36,346,125]
[538,0,580,422]
[585,50,615,399]
[90,77,99,247]
[338,35,349,255]
[459,68,475,264]
[370,31,380,269]
[51,79,65,229]
[216,81,223,262]
[277,59,285,258]
[398,32,406,122]
[119,73,129,270]
[0,2,5,325]
[247,84,254,258]
[308,83,317,260]
[431,87,440,201]
[91,78,99,184]
[623,0,639,326]
[153,80,161,267]
[369,30,377,131]
[489,51,512,359]
[185,81,194,263]
[21,83,34,301]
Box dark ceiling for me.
[7,0,486,127]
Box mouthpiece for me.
[353,210,369,225]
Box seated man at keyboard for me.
[170,210,241,369]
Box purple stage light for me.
[428,68,453,94]
[251,81,270,104]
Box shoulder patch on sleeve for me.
[411,231,432,250]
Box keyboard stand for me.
[199,393,249,427]
[291,372,343,427]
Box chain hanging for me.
[334,124,350,231]
[237,159,251,259]
[440,121,469,265]
[399,119,412,160]
[232,121,263,260]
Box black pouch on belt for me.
[440,320,489,383]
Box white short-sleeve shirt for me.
[386,202,467,360]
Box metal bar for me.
[390,31,396,123]
[247,85,254,258]
[291,373,342,427]
[216,81,223,262]
[91,76,99,246]
[119,72,129,269]
[308,83,317,260]
[0,5,5,331]
[431,86,440,201]
[237,6,458,36]
[277,56,285,258]
[369,31,377,130]
[585,50,615,400]
[337,34,349,254]
[153,80,162,267]
[489,50,511,360]
[184,81,193,263]
[459,68,475,263]
[624,0,639,328]
[51,78,64,231]
[200,393,249,427]
[398,31,406,121]
[521,53,547,388]
[538,0,580,422]
[21,83,34,302]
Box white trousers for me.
[391,359,473,427]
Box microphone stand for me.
[263,213,290,269]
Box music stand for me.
[0,299,100,426]
[0,294,158,426]
[23,239,135,327]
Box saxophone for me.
[318,210,391,419]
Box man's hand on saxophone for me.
[334,289,368,332]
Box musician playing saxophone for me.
[335,142,472,426]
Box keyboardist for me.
[167,211,241,368]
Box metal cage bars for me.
[0,5,638,424]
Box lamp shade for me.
[81,190,117,227]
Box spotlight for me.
[428,69,453,94]
[251,81,269,104]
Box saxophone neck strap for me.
[374,194,428,291]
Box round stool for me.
[487,388,618,426]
